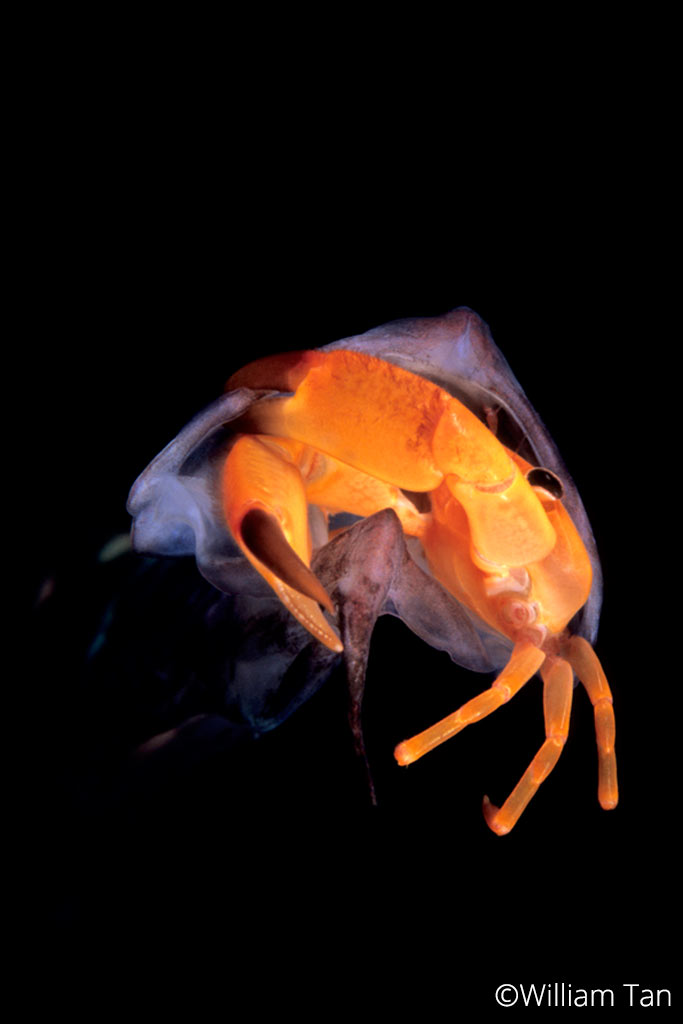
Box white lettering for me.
[624,983,638,1006]
[591,988,614,1007]
[518,983,546,1007]
[623,984,672,1007]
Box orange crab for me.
[128,308,617,833]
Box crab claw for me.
[240,508,335,615]
[222,434,342,652]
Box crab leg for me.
[299,444,424,538]
[567,636,618,810]
[394,640,546,765]
[483,655,574,835]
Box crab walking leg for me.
[567,636,618,810]
[270,437,425,538]
[394,641,546,766]
[483,656,574,835]
[229,350,556,568]
[222,435,342,652]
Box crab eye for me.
[526,467,564,500]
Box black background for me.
[22,63,674,1013]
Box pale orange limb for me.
[222,435,342,652]
[269,437,425,538]
[394,640,546,766]
[483,655,574,835]
[221,430,427,650]
[567,635,618,810]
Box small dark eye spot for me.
[526,467,564,499]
